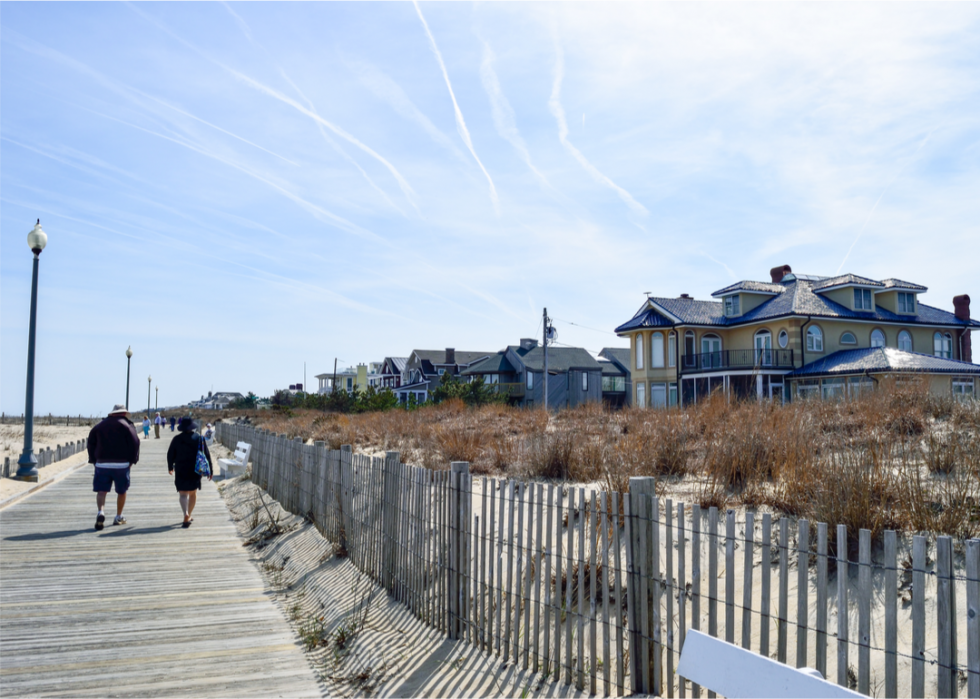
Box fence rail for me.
[217,421,979,699]
[2,438,88,478]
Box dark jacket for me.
[167,431,212,479]
[87,415,140,465]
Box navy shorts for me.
[93,467,130,494]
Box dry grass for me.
[246,381,980,539]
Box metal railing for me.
[681,349,794,373]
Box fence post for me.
[936,535,957,698]
[339,445,351,555]
[381,451,400,593]
[627,476,656,695]
[449,461,469,640]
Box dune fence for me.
[2,438,88,478]
[217,422,978,698]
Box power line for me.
[553,317,618,337]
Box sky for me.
[2,2,979,416]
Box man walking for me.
[153,412,162,439]
[87,404,140,530]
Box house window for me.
[871,329,886,348]
[898,292,916,313]
[582,372,589,391]
[438,368,446,375]
[821,378,846,401]
[854,288,873,310]
[898,330,912,352]
[778,329,789,349]
[725,295,740,316]
[636,334,644,370]
[651,383,667,408]
[701,334,722,369]
[668,382,678,407]
[754,330,772,366]
[684,331,696,367]
[796,379,820,400]
[806,326,823,352]
[668,332,676,368]
[652,332,665,368]
[346,377,354,390]
[934,332,952,359]
[953,377,975,401]
[636,383,645,408]
[849,376,874,398]
[841,332,857,345]
[526,372,534,390]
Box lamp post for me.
[125,346,133,411]
[155,386,158,410]
[147,375,152,416]
[15,220,48,482]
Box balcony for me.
[680,349,794,374]
[492,382,526,397]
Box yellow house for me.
[614,265,979,406]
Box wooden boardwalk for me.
[0,430,324,698]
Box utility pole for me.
[543,307,550,412]
[304,361,307,393]
[332,358,338,395]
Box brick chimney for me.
[770,264,792,283]
[679,293,691,299]
[445,347,456,365]
[954,295,972,363]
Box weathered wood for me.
[965,538,979,699]
[691,504,703,699]
[480,477,488,651]
[741,511,754,651]
[797,519,809,668]
[858,528,871,695]
[760,513,771,661]
[534,483,544,673]
[707,506,718,699]
[816,521,828,679]
[678,502,687,699]
[778,517,789,665]
[589,490,598,696]
[884,529,897,699]
[514,481,526,665]
[936,535,956,699]
[651,494,662,696]
[577,487,586,690]
[837,524,849,689]
[613,491,625,697]
[667,499,676,698]
[911,535,926,698]
[522,483,534,670]
[725,510,735,645]
[505,480,516,659]
[552,484,562,677]
[544,483,555,676]
[601,491,611,697]
[565,486,576,686]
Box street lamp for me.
[125,346,133,411]
[155,386,159,410]
[147,375,152,416]
[15,220,48,482]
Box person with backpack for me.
[166,417,212,528]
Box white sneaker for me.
[113,515,127,525]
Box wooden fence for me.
[217,422,979,698]
[2,439,87,478]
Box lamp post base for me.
[14,452,39,482]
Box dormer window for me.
[724,295,740,316]
[854,288,873,310]
[898,292,916,313]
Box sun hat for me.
[177,416,198,432]
[108,404,128,415]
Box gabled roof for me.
[461,352,516,375]
[615,278,977,330]
[786,347,980,377]
[711,280,786,297]
[381,357,407,373]
[812,274,884,291]
[599,347,630,371]
[599,359,627,376]
[881,278,928,292]
[510,345,601,373]
[410,350,495,368]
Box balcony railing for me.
[491,382,526,397]
[680,349,794,374]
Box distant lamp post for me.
[15,220,48,482]
[125,346,133,411]
[155,386,159,410]
[147,375,152,415]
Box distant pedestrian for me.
[87,404,140,530]
[167,416,212,528]
[142,416,150,439]
[169,415,176,432]
[153,412,162,439]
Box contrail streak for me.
[413,0,500,213]
[836,129,936,274]
[549,32,648,217]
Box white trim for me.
[710,289,779,298]
[813,282,884,294]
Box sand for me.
[0,424,93,504]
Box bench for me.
[677,630,864,698]
[218,441,251,478]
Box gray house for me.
[598,347,632,408]
[463,339,603,409]
[397,348,495,404]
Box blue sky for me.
[2,2,979,416]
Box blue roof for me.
[787,347,980,377]
[615,278,979,331]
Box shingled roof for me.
[461,352,516,375]
[786,347,980,378]
[615,277,977,332]
[510,345,601,373]
[711,280,786,297]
